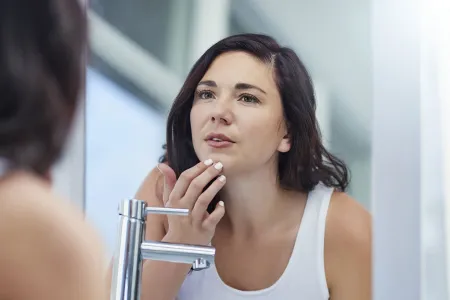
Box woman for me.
[137,34,371,300]
[0,1,108,299]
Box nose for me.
[210,99,232,125]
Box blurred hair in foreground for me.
[0,0,87,177]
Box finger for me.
[191,175,226,224]
[182,162,224,208]
[202,201,225,230]
[157,163,176,206]
[169,159,214,203]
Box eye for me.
[196,90,214,100]
[239,94,260,104]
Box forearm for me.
[140,234,192,300]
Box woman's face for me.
[190,51,291,175]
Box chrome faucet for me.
[110,198,216,300]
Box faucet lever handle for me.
[118,199,189,220]
[145,206,189,216]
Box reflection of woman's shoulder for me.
[136,165,165,204]
[0,173,108,299]
[326,192,371,241]
[323,192,371,293]
[325,192,371,253]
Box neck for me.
[0,169,52,190]
[218,163,301,238]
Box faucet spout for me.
[141,241,215,266]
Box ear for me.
[277,132,291,153]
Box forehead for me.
[201,51,277,91]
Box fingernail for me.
[218,201,224,207]
[204,159,213,166]
[214,162,223,170]
[218,175,226,182]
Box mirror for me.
[85,0,372,255]
[80,0,449,299]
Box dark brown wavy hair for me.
[0,0,87,176]
[161,33,349,212]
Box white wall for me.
[371,0,422,299]
[421,0,450,298]
[51,101,85,209]
[188,0,230,65]
[372,1,450,299]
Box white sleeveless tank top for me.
[177,183,333,300]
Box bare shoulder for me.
[136,165,165,206]
[135,165,168,237]
[326,192,371,246]
[324,192,372,300]
[0,174,108,300]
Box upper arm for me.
[135,165,168,241]
[0,192,108,300]
[325,193,372,300]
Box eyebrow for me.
[197,80,267,94]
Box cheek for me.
[242,113,284,146]
[190,105,204,140]
[190,106,210,161]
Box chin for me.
[196,150,232,166]
[205,152,232,164]
[196,143,242,169]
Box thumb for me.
[157,163,176,205]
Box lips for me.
[205,133,235,143]
[205,133,235,149]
